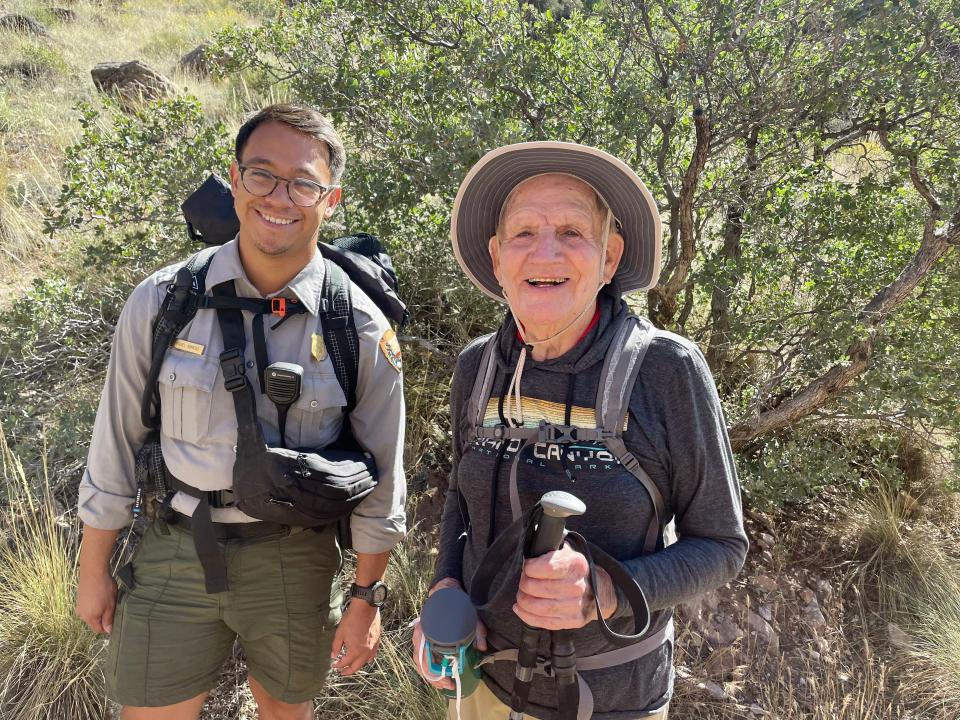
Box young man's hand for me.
[75,524,121,634]
[330,600,381,675]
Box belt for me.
[168,511,294,541]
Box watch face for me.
[372,583,388,605]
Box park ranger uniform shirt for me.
[78,238,406,554]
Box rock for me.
[756,532,776,550]
[1,61,49,80]
[746,611,779,653]
[816,578,833,603]
[698,678,731,702]
[91,60,175,106]
[750,574,779,593]
[758,603,774,622]
[702,648,738,681]
[0,13,48,35]
[179,41,222,77]
[803,598,827,630]
[708,613,744,648]
[750,704,765,716]
[799,588,815,604]
[49,7,77,23]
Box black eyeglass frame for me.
[238,165,339,207]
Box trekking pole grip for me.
[528,491,586,557]
[508,492,586,720]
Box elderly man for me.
[414,142,748,720]
[76,104,406,720]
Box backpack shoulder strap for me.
[319,257,359,413]
[140,247,218,429]
[464,333,499,453]
[595,315,665,554]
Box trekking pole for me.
[264,362,303,449]
[508,491,586,720]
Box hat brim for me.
[450,141,662,303]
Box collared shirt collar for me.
[203,237,326,316]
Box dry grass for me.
[0,0,277,298]
[0,430,107,719]
[841,475,960,718]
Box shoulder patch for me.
[379,328,402,373]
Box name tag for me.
[172,339,205,356]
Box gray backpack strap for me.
[597,316,665,555]
[465,333,499,447]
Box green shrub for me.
[47,96,232,273]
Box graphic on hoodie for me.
[470,395,627,473]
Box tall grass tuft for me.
[0,431,107,719]
[843,480,960,716]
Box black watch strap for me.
[350,580,388,607]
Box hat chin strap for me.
[503,208,612,426]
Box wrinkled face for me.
[229,120,341,261]
[488,174,623,333]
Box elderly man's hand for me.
[412,577,488,690]
[513,543,617,630]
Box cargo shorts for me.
[105,520,343,707]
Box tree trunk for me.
[649,109,711,327]
[729,209,959,451]
[707,128,758,377]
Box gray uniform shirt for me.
[79,239,406,554]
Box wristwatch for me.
[350,580,389,608]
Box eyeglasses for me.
[238,165,338,207]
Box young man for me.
[76,104,406,720]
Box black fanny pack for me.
[231,427,378,528]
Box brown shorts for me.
[105,521,342,707]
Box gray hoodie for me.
[433,292,748,719]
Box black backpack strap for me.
[140,247,217,429]
[319,257,359,413]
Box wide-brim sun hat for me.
[450,141,662,303]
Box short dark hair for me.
[235,103,346,183]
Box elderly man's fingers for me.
[516,588,590,617]
[474,619,489,652]
[522,548,590,581]
[411,620,456,690]
[512,602,589,631]
[518,573,588,600]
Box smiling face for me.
[488,173,623,340]
[229,120,341,267]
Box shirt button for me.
[168,373,176,381]
[247,361,255,368]
[310,400,318,408]
[232,444,238,453]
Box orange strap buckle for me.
[271,298,287,318]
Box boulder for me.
[91,60,175,106]
[0,13,48,35]
[750,573,779,593]
[179,42,221,77]
[49,8,77,23]
[702,647,739,681]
